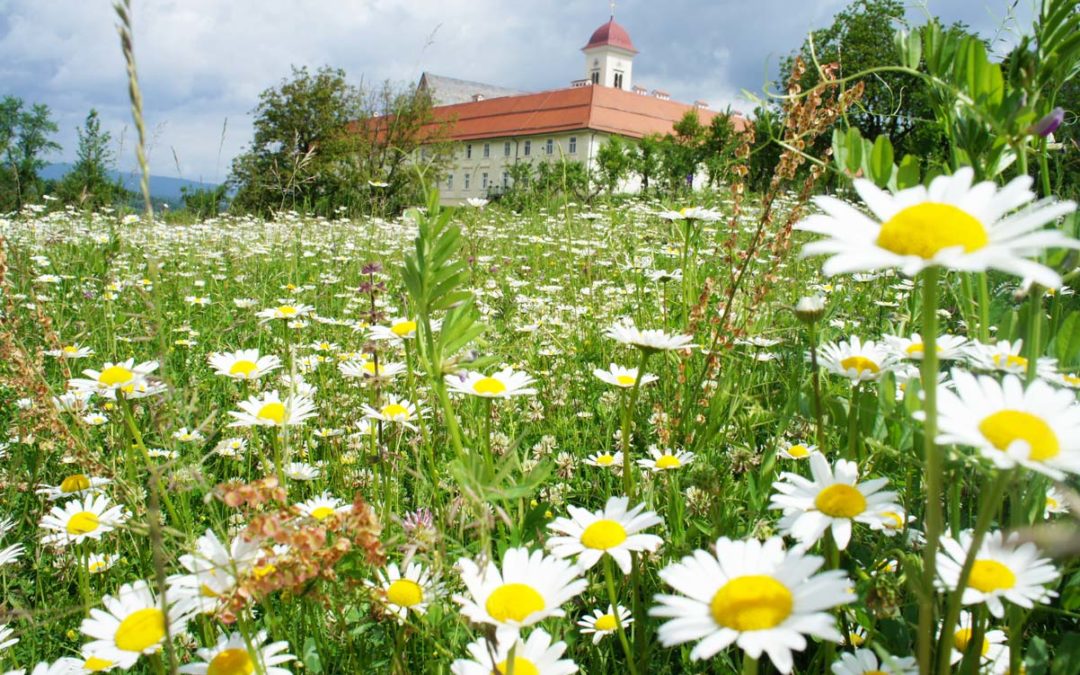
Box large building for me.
[416,16,735,204]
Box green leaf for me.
[302,637,323,674]
[869,135,895,188]
[896,154,920,189]
[1053,311,1080,368]
[844,127,864,175]
[1052,633,1080,675]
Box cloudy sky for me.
[0,0,1036,183]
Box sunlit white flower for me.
[796,167,1078,287]
[36,473,111,501]
[651,536,854,672]
[547,497,663,573]
[1044,486,1070,518]
[831,648,917,675]
[295,492,352,521]
[637,446,694,472]
[80,580,190,670]
[577,605,632,644]
[208,349,281,380]
[584,450,623,469]
[819,336,894,382]
[45,344,94,359]
[451,628,577,675]
[777,441,819,460]
[369,562,442,622]
[0,623,17,652]
[68,359,159,398]
[945,611,1007,672]
[963,339,1058,376]
[770,454,899,550]
[446,368,536,399]
[593,363,658,388]
[369,317,422,343]
[228,390,317,428]
[603,322,696,352]
[362,396,424,431]
[256,303,314,322]
[882,333,968,361]
[936,369,1080,479]
[178,631,293,675]
[937,530,1059,618]
[40,494,128,547]
[338,359,405,382]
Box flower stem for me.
[1025,286,1043,384]
[620,349,650,500]
[917,266,942,675]
[847,384,861,462]
[742,655,759,675]
[603,556,639,675]
[808,322,827,452]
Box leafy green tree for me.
[658,110,706,194]
[58,109,126,208]
[229,66,450,216]
[632,134,663,194]
[0,98,61,210]
[594,135,633,194]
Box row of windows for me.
[445,171,514,191]
[464,137,577,159]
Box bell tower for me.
[582,10,637,91]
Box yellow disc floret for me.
[710,575,794,631]
[876,203,988,259]
[978,410,1060,461]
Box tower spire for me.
[610,0,616,19]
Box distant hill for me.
[41,163,221,204]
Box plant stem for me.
[808,322,826,452]
[847,384,861,462]
[620,349,650,500]
[917,266,942,675]
[603,556,639,675]
[1025,286,1043,384]
[742,655,759,675]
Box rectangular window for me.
[614,72,624,89]
[502,172,509,188]
[524,140,531,156]
[466,144,472,159]
[464,173,470,190]
[504,141,511,157]
[482,173,489,189]
[483,143,490,158]
[546,139,554,155]
[446,174,453,190]
[569,137,577,154]
[591,71,600,84]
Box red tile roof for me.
[584,18,637,54]
[422,85,744,143]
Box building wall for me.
[584,47,634,91]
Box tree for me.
[229,66,451,216]
[633,134,663,194]
[0,98,61,210]
[58,109,125,208]
[657,110,706,194]
[594,135,633,194]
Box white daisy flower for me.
[795,167,1078,287]
[819,336,895,383]
[362,396,424,431]
[593,363,659,388]
[178,631,293,675]
[770,454,899,550]
[584,451,623,469]
[10,658,85,675]
[0,623,18,652]
[77,646,121,672]
[451,628,577,675]
[369,318,419,343]
[86,553,120,575]
[80,580,190,670]
[577,605,632,644]
[338,359,406,382]
[946,611,1008,672]
[937,530,1059,618]
[650,536,854,673]
[831,648,918,675]
[282,462,321,481]
[369,561,441,622]
[963,339,1058,376]
[777,441,819,460]
[207,349,281,380]
[39,495,128,547]
[228,390,317,428]
[882,333,969,361]
[213,438,248,459]
[603,322,696,352]
[255,303,314,322]
[0,543,24,567]
[546,496,663,574]
[1044,486,1070,518]
[45,344,94,359]
[936,369,1080,479]
[446,368,537,399]
[636,446,694,472]
[295,492,352,521]
[171,427,204,443]
[168,529,263,616]
[68,359,159,398]
[1052,371,1080,389]
[454,547,587,641]
[35,473,111,501]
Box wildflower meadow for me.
[1,1,1080,674]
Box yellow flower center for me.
[968,559,1017,593]
[309,506,336,521]
[787,444,810,458]
[386,579,424,607]
[594,613,618,631]
[66,511,100,535]
[953,628,990,656]
[485,583,545,623]
[61,474,91,493]
[207,648,254,675]
[1063,374,1080,387]
[114,607,166,652]
[655,455,681,469]
[363,361,379,375]
[229,360,258,377]
[257,402,287,425]
[814,484,867,518]
[1046,496,1059,510]
[391,320,417,337]
[88,560,107,573]
[277,305,297,316]
[63,345,79,354]
[839,356,880,376]
[200,583,220,598]
[616,374,636,386]
[83,656,115,671]
[882,511,905,529]
[580,519,629,550]
[849,632,866,646]
[876,202,988,259]
[865,671,888,675]
[978,410,1060,461]
[253,564,276,579]
[381,403,409,419]
[595,453,615,466]
[493,658,539,675]
[98,365,134,386]
[474,377,507,395]
[992,354,1028,369]
[709,575,794,631]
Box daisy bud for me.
[794,295,826,324]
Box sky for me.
[0,0,1038,184]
